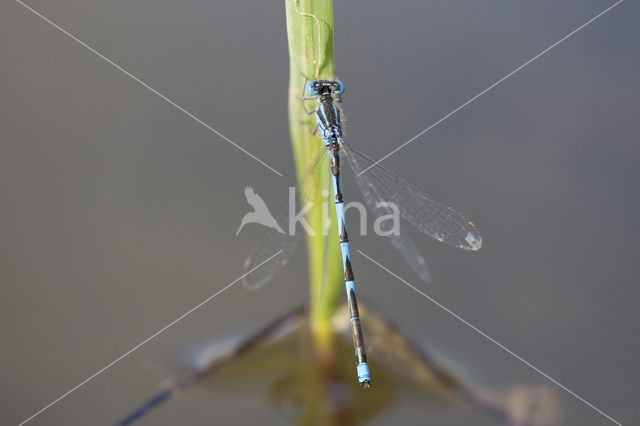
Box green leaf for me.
[285,0,343,338]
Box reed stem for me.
[285,0,343,349]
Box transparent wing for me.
[343,161,432,281]
[387,227,432,282]
[241,147,329,290]
[241,201,302,290]
[342,143,482,251]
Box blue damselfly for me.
[305,79,371,387]
[242,79,482,388]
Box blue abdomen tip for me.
[357,362,371,386]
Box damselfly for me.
[241,79,482,388]
[305,79,371,387]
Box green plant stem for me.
[285,0,343,348]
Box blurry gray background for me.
[1,0,638,424]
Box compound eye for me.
[305,81,319,95]
[334,80,345,95]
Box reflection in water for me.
[117,305,559,425]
